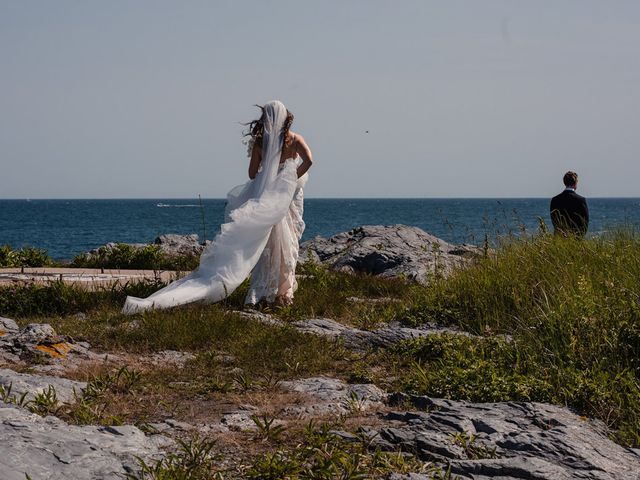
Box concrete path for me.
[0,267,184,287]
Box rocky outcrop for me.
[0,368,85,404]
[0,404,172,480]
[0,321,93,365]
[292,318,469,350]
[280,376,386,416]
[363,394,640,480]
[239,311,468,350]
[85,234,211,259]
[300,225,481,284]
[153,234,211,257]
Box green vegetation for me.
[2,228,640,474]
[0,245,53,267]
[397,230,640,446]
[0,279,166,317]
[71,243,199,271]
[244,422,430,479]
[126,437,221,480]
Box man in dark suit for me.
[550,171,589,237]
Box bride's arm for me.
[248,142,261,179]
[295,135,313,178]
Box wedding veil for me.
[122,100,301,314]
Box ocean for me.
[1,198,639,261]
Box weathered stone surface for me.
[0,368,85,404]
[293,317,468,350]
[83,234,211,260]
[15,323,59,345]
[0,404,172,480]
[366,394,640,480]
[240,310,467,351]
[0,317,19,335]
[280,377,386,416]
[147,350,196,369]
[220,409,258,431]
[154,233,211,257]
[0,322,92,364]
[300,225,481,284]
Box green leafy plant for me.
[125,437,220,480]
[449,431,497,460]
[252,414,287,442]
[0,245,53,267]
[27,385,59,416]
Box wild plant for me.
[449,431,497,460]
[125,436,219,480]
[194,377,233,395]
[0,383,29,407]
[27,385,59,416]
[251,414,287,442]
[232,372,254,392]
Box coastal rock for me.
[146,350,196,369]
[0,368,86,404]
[300,225,481,284]
[0,404,172,480]
[0,317,19,335]
[295,318,471,349]
[154,233,211,257]
[239,310,469,350]
[365,394,640,480]
[83,234,211,260]
[280,377,386,416]
[0,322,91,365]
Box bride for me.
[123,100,313,314]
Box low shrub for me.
[0,245,53,267]
[71,243,199,271]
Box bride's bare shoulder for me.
[290,131,307,146]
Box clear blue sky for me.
[1,1,639,198]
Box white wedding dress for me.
[123,101,307,314]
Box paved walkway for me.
[0,267,184,287]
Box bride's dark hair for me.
[244,104,294,146]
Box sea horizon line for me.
[1,196,639,201]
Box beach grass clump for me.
[71,243,199,271]
[398,230,640,445]
[0,245,53,268]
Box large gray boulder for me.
[153,233,211,257]
[300,225,480,284]
[365,394,640,480]
[84,234,211,260]
[0,404,172,480]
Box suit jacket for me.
[550,190,589,236]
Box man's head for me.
[563,171,578,189]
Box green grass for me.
[2,229,640,447]
[396,230,640,446]
[71,243,199,270]
[0,279,166,317]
